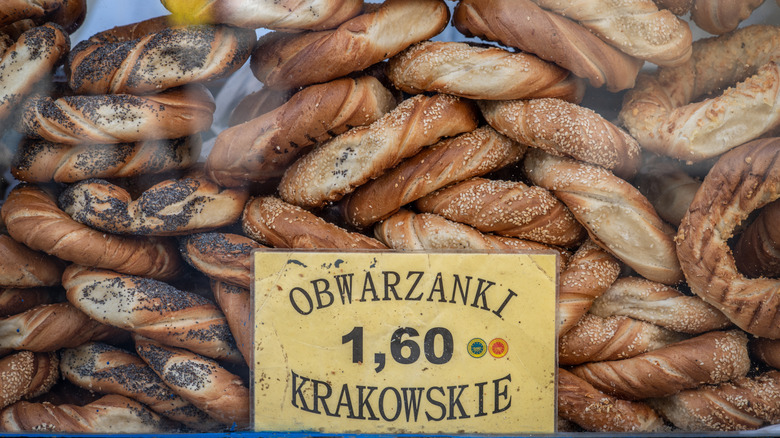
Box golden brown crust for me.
[242,196,386,250]
[676,138,780,338]
[558,368,665,432]
[590,276,732,334]
[453,0,644,91]
[752,338,780,369]
[1,184,182,281]
[211,280,251,366]
[524,149,682,285]
[0,23,69,123]
[279,94,479,209]
[733,199,780,278]
[530,0,692,66]
[619,25,780,162]
[161,0,364,31]
[0,394,174,433]
[250,0,449,89]
[0,351,59,410]
[0,235,64,288]
[341,126,525,229]
[180,233,262,289]
[60,342,219,430]
[557,240,621,336]
[20,85,216,145]
[0,0,67,27]
[228,86,293,127]
[0,288,58,317]
[59,172,249,236]
[206,76,396,187]
[63,265,243,364]
[570,330,751,400]
[691,0,764,35]
[12,136,201,183]
[651,371,780,431]
[387,41,586,101]
[68,16,256,95]
[480,98,641,179]
[135,336,250,428]
[559,314,684,366]
[416,177,586,248]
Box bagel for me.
[250,0,449,89]
[733,199,780,279]
[619,25,780,162]
[690,0,765,35]
[0,351,59,410]
[20,84,215,145]
[179,233,262,289]
[676,138,780,338]
[0,0,85,31]
[0,234,65,288]
[59,170,249,236]
[160,0,363,32]
[1,184,182,281]
[211,280,251,366]
[387,41,586,101]
[0,23,69,123]
[453,0,644,91]
[68,16,256,95]
[12,135,201,183]
[0,287,58,317]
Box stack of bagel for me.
[0,0,778,434]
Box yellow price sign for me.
[252,251,557,434]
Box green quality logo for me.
[467,338,487,358]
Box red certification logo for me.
[489,338,508,358]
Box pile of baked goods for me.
[0,0,778,433]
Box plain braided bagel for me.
[0,23,69,123]
[690,0,765,35]
[68,15,256,95]
[20,84,215,145]
[619,25,780,162]
[59,169,249,236]
[250,0,450,89]
[387,41,585,101]
[0,234,64,288]
[676,138,780,338]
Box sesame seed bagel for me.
[68,15,256,95]
[0,23,69,123]
[453,0,644,91]
[619,25,780,162]
[278,93,479,209]
[480,98,641,179]
[341,126,526,230]
[387,41,586,101]
[524,149,682,285]
[1,184,182,281]
[134,336,250,428]
[63,264,243,364]
[179,233,263,289]
[250,0,450,89]
[206,76,396,187]
[0,351,59,410]
[60,342,220,430]
[12,135,201,183]
[59,170,249,236]
[676,138,780,338]
[528,0,692,67]
[570,330,751,400]
[20,84,215,145]
[415,177,586,248]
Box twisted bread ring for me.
[0,23,69,123]
[0,0,85,31]
[160,0,363,32]
[676,138,780,338]
[453,0,644,91]
[387,41,586,101]
[63,264,243,364]
[524,149,682,285]
[341,126,526,229]
[179,233,262,289]
[0,235,64,288]
[211,280,251,366]
[1,184,182,280]
[250,0,450,89]
[59,171,249,236]
[480,98,641,179]
[619,25,780,162]
[691,0,765,35]
[0,287,58,317]
[415,177,586,248]
[68,16,256,95]
[12,135,201,183]
[20,84,215,145]
[279,94,478,209]
[242,196,386,250]
[0,351,59,410]
[751,338,780,369]
[570,330,750,400]
[206,76,396,187]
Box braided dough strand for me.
[691,0,765,35]
[676,138,780,338]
